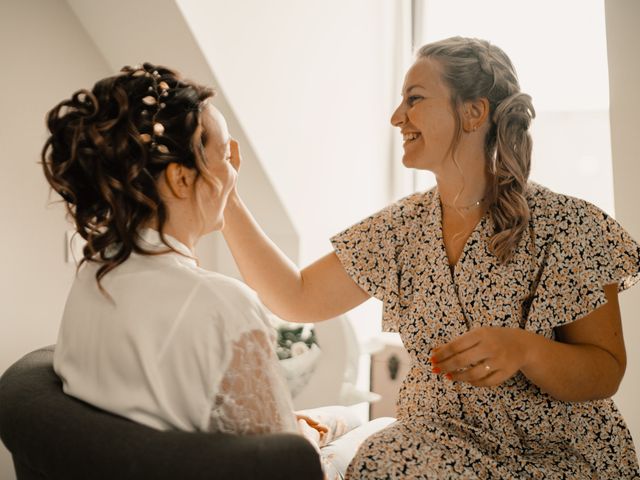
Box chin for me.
[402,153,438,173]
[402,155,426,170]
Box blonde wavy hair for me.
[418,37,535,264]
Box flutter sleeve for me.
[330,193,420,332]
[525,197,640,336]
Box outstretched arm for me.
[221,141,369,323]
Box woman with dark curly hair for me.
[43,63,401,480]
[221,37,640,478]
[43,63,303,437]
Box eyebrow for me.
[402,85,426,96]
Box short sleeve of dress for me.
[526,197,640,336]
[330,193,421,332]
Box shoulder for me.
[525,183,623,263]
[332,189,433,247]
[527,182,608,231]
[192,269,264,311]
[188,270,273,333]
[355,188,433,229]
[390,188,434,218]
[528,182,574,216]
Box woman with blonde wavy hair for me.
[222,37,640,477]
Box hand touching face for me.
[196,104,237,232]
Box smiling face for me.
[391,57,459,173]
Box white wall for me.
[0,1,112,478]
[529,110,615,215]
[176,0,396,265]
[606,0,640,455]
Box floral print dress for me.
[331,183,640,479]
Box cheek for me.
[197,169,232,208]
[215,164,235,193]
[408,106,456,140]
[226,166,237,190]
[195,178,216,202]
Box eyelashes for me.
[407,95,423,106]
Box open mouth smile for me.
[402,132,421,145]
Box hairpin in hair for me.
[131,65,170,154]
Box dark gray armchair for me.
[0,346,323,480]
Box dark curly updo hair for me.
[42,63,215,292]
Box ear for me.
[461,97,490,133]
[164,162,196,199]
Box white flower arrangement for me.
[290,341,310,357]
[275,324,318,360]
[270,318,322,397]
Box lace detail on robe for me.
[208,329,298,435]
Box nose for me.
[390,102,406,128]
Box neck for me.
[432,142,491,207]
[160,226,198,253]
[143,219,199,253]
[435,173,490,210]
[440,196,485,210]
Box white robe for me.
[54,228,298,435]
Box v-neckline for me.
[434,190,488,277]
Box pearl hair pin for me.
[130,65,170,154]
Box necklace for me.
[441,197,486,211]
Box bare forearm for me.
[518,329,624,402]
[221,192,370,322]
[221,193,306,320]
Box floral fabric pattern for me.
[331,183,640,479]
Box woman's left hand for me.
[430,327,531,387]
